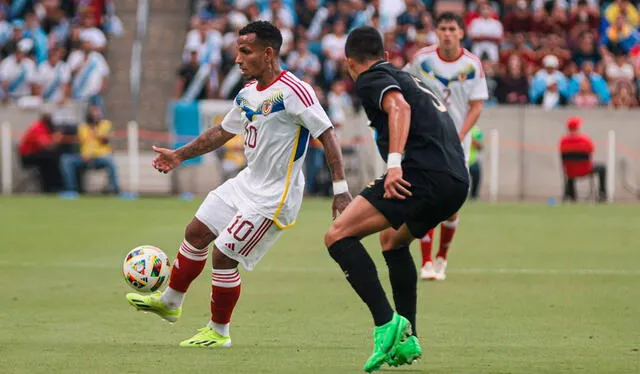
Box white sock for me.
[208,320,230,337]
[160,287,185,310]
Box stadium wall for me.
[2,103,639,201]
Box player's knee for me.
[185,218,215,249]
[379,231,394,251]
[212,246,238,269]
[324,222,345,248]
[379,230,412,251]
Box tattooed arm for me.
[151,125,236,173]
[317,128,353,218]
[175,125,235,160]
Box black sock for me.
[383,247,417,336]
[328,237,394,326]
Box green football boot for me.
[386,335,423,367]
[179,326,232,348]
[363,313,411,373]
[125,291,181,323]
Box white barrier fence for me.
[0,120,625,201]
[1,122,12,195]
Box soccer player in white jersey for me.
[125,21,351,348]
[404,12,488,281]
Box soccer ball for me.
[122,245,171,292]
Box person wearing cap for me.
[0,38,36,101]
[67,30,109,110]
[559,116,607,202]
[35,44,71,104]
[530,54,570,108]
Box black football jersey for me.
[355,61,468,182]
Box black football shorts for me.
[360,169,469,238]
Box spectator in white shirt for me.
[259,0,295,29]
[35,45,70,104]
[184,15,222,66]
[327,79,352,127]
[286,38,321,79]
[530,54,571,109]
[274,18,293,56]
[321,18,347,85]
[0,38,36,102]
[68,32,109,111]
[468,3,504,62]
[606,51,636,89]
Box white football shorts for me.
[195,178,282,271]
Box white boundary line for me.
[0,261,638,276]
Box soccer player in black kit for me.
[324,26,469,372]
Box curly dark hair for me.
[238,21,283,53]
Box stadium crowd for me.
[2,0,123,196]
[180,0,640,110]
[0,0,119,110]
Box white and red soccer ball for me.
[122,245,171,292]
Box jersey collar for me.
[436,47,464,63]
[256,70,286,91]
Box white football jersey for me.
[36,60,70,102]
[68,51,109,99]
[220,71,333,229]
[0,55,36,97]
[405,46,488,132]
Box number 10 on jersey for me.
[244,125,257,148]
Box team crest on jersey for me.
[420,60,477,87]
[262,100,273,115]
[236,89,285,122]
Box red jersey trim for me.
[436,47,464,62]
[282,72,314,107]
[256,70,286,91]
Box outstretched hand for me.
[151,146,182,174]
[332,192,353,220]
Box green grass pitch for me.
[1,197,639,373]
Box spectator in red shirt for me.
[500,32,537,75]
[502,0,533,37]
[532,0,567,36]
[18,113,64,193]
[559,116,607,202]
[568,0,600,47]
